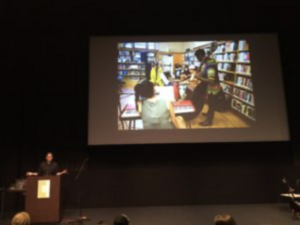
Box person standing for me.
[150,62,164,86]
[194,47,221,126]
[26,152,67,177]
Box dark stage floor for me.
[2,204,299,225]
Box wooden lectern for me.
[26,176,62,223]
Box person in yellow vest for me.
[150,62,164,86]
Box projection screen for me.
[88,34,289,145]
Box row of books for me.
[238,41,249,51]
[118,56,132,63]
[119,51,130,56]
[218,63,235,72]
[216,42,237,53]
[119,43,155,50]
[235,76,253,90]
[215,53,237,62]
[148,57,156,62]
[232,99,255,120]
[220,83,232,94]
[233,88,255,105]
[118,65,146,70]
[118,71,146,76]
[218,72,234,82]
[238,52,250,62]
[236,64,251,75]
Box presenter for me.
[26,152,67,177]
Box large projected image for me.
[118,41,255,130]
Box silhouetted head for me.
[114,214,130,225]
[134,80,155,100]
[195,49,206,62]
[214,214,237,225]
[11,212,31,225]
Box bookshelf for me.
[118,48,157,81]
[214,40,255,121]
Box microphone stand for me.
[63,158,90,225]
[61,158,90,225]
[76,158,89,220]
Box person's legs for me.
[200,94,217,126]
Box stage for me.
[3,203,297,225]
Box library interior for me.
[118,41,255,130]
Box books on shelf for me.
[235,76,253,90]
[238,52,250,62]
[215,44,225,54]
[225,41,237,52]
[118,70,145,76]
[118,64,145,70]
[215,54,224,61]
[133,52,142,63]
[238,40,249,51]
[147,52,156,62]
[224,53,236,61]
[215,53,237,62]
[216,41,237,54]
[233,88,255,106]
[218,72,234,82]
[134,43,147,49]
[236,64,251,75]
[220,83,232,94]
[124,43,133,49]
[218,63,235,72]
[232,99,255,120]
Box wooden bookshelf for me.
[232,104,256,121]
[218,70,236,74]
[220,80,234,86]
[236,72,252,77]
[215,50,238,54]
[215,40,255,121]
[234,84,253,92]
[232,95,255,107]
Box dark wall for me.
[1,5,300,211]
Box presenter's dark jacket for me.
[38,161,58,176]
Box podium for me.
[25,176,62,223]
